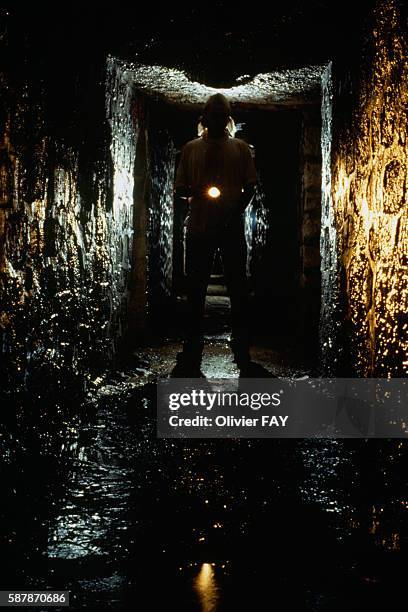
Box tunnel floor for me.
[1,296,407,611]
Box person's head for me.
[200,93,231,136]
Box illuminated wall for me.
[321,0,407,376]
[124,93,177,333]
[147,110,176,313]
[0,57,136,400]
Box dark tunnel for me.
[125,88,322,364]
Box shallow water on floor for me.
[1,349,408,610]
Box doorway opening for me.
[108,59,324,371]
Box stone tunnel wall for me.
[299,108,322,339]
[0,53,136,403]
[320,0,407,376]
[244,180,269,282]
[147,107,176,316]
[126,94,176,335]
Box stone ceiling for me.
[117,60,326,108]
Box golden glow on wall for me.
[330,0,407,376]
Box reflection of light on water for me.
[48,512,104,559]
[194,563,219,612]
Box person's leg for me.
[177,231,215,370]
[219,220,251,368]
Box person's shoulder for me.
[232,137,255,157]
[232,137,252,150]
[183,137,203,150]
[232,137,249,147]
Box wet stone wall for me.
[126,94,177,331]
[321,0,407,376]
[300,110,322,287]
[299,108,322,335]
[147,112,176,314]
[320,62,339,373]
[244,180,269,282]
[0,56,136,403]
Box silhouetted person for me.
[173,93,258,377]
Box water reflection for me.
[194,563,219,612]
[3,371,408,609]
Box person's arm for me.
[174,145,207,200]
[174,185,193,199]
[237,142,257,213]
[224,143,257,228]
[238,182,256,213]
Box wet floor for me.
[1,298,407,610]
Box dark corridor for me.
[0,2,407,611]
[129,97,321,363]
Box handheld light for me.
[207,186,221,199]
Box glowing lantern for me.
[207,186,221,199]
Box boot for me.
[230,336,251,370]
[170,341,205,378]
[231,337,276,378]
